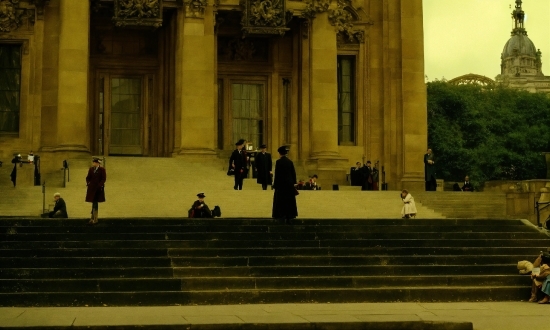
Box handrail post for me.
[536,201,541,228]
[42,181,46,214]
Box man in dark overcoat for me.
[86,158,106,224]
[255,144,272,190]
[272,146,298,224]
[229,139,246,190]
[424,148,436,191]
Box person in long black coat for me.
[49,192,68,218]
[272,146,298,224]
[229,139,246,190]
[424,148,436,191]
[255,144,273,190]
[86,158,106,224]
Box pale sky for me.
[423,0,550,81]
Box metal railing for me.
[535,201,550,228]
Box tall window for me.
[337,55,355,144]
[0,45,21,133]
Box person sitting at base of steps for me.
[529,253,550,304]
[400,189,417,219]
[188,192,221,218]
[48,192,68,218]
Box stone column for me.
[400,0,427,191]
[310,9,339,158]
[55,0,90,153]
[176,3,217,157]
[307,5,348,184]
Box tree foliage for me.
[427,81,550,188]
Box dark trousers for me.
[425,178,437,191]
[262,184,268,190]
[234,172,244,190]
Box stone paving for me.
[0,302,546,329]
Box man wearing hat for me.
[85,158,106,225]
[229,139,247,190]
[272,146,298,224]
[255,144,272,190]
[189,192,221,218]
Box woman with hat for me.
[255,144,273,190]
[85,158,106,225]
[272,146,298,224]
[229,139,246,190]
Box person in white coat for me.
[401,189,417,218]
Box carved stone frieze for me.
[328,1,363,43]
[113,0,163,28]
[0,0,27,32]
[240,0,291,36]
[184,0,207,18]
[300,0,329,19]
[30,0,48,20]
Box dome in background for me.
[502,33,537,58]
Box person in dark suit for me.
[361,161,374,191]
[350,162,363,186]
[49,192,68,218]
[304,174,319,190]
[229,139,246,190]
[189,192,221,218]
[272,146,298,224]
[424,148,437,191]
[85,158,106,225]
[461,175,474,192]
[255,144,273,190]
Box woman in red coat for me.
[86,158,106,224]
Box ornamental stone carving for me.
[240,0,291,36]
[300,0,329,19]
[113,0,163,28]
[184,0,207,18]
[0,0,25,32]
[328,4,363,43]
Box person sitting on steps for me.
[529,253,550,304]
[188,192,221,218]
[400,189,417,219]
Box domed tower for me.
[501,0,543,77]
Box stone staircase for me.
[414,192,507,218]
[0,217,546,306]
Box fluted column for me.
[309,9,339,158]
[55,0,90,152]
[176,3,216,156]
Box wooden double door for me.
[95,72,155,156]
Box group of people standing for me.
[227,139,297,223]
[350,161,379,190]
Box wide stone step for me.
[0,275,529,293]
[171,265,519,277]
[0,268,173,279]
[0,286,529,306]
[0,224,538,233]
[0,218,526,226]
[1,238,548,249]
[0,231,541,241]
[1,246,546,257]
[0,257,172,268]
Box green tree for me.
[427,81,550,188]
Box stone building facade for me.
[0,0,427,189]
